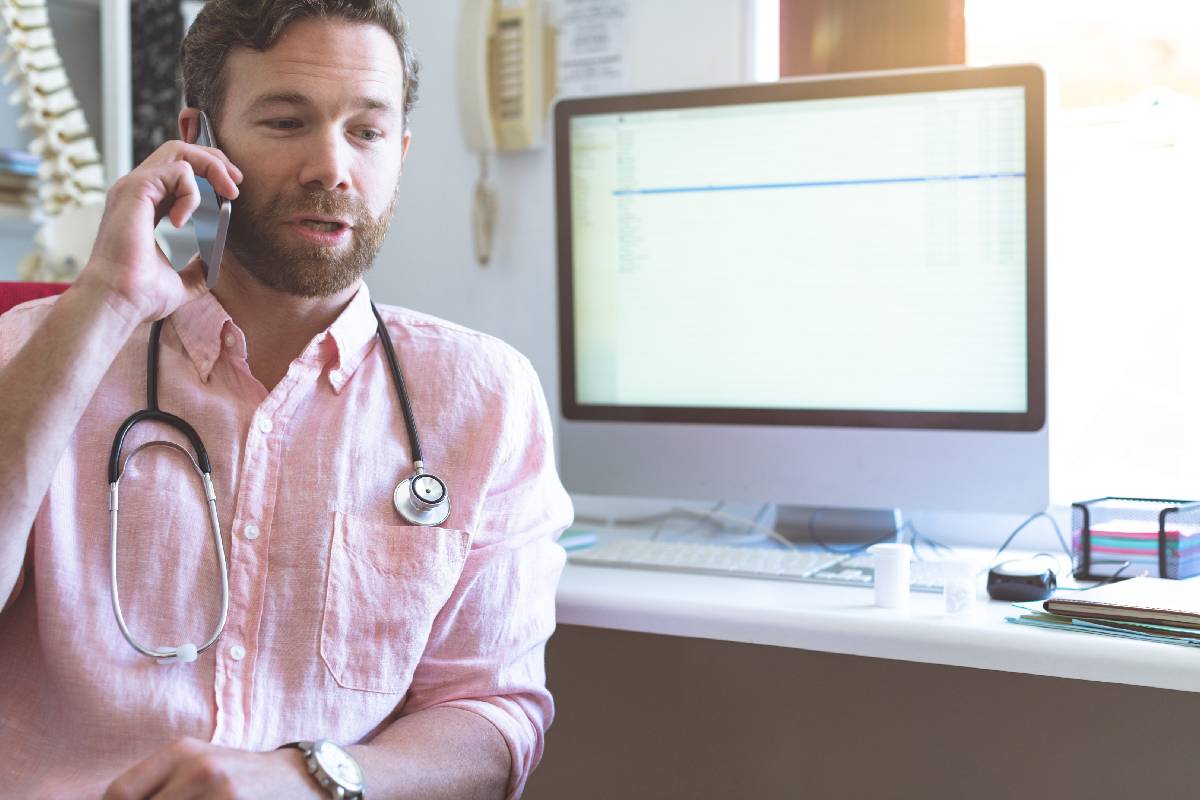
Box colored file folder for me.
[1006,576,1200,647]
[1073,519,1200,579]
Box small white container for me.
[867,542,912,609]
[941,559,977,615]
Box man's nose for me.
[298,128,352,191]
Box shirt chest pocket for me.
[320,511,471,694]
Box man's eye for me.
[357,129,383,142]
[267,119,300,130]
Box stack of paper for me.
[1006,576,1200,647]
[1074,519,1200,579]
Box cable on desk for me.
[1071,558,1134,588]
[584,504,934,554]
[652,500,723,541]
[575,510,688,527]
[986,511,1072,573]
[579,504,798,549]
[904,520,956,561]
[689,500,768,542]
[805,507,899,554]
[687,507,793,548]
[981,511,1140,589]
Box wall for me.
[371,2,1071,551]
[1,0,750,389]
[371,0,753,392]
[0,0,751,365]
[0,1,1060,547]
[1,1,1065,550]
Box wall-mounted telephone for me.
[457,0,556,264]
[458,0,553,152]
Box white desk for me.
[526,543,1200,799]
[557,555,1200,693]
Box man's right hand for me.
[79,139,243,326]
[0,139,242,613]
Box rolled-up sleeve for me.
[0,299,57,613]
[400,355,573,798]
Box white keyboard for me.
[569,539,844,581]
[568,539,948,592]
[806,553,947,593]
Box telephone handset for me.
[457,0,555,264]
[191,111,232,289]
[459,0,549,152]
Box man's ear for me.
[399,129,412,173]
[179,107,203,144]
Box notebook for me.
[1006,601,1200,647]
[1043,576,1200,629]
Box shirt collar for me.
[168,282,380,392]
[170,291,232,384]
[324,283,379,393]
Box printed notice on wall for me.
[555,0,629,98]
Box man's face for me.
[213,18,411,298]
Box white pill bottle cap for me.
[868,543,912,560]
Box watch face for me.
[314,740,365,791]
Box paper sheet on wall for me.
[554,0,629,98]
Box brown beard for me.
[224,183,399,298]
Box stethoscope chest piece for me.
[394,470,451,526]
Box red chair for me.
[0,282,70,315]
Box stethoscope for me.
[107,302,450,663]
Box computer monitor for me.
[554,65,1048,517]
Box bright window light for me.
[968,0,1200,502]
[753,0,780,82]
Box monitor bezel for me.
[554,64,1046,433]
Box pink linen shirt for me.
[0,283,572,798]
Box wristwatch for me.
[282,739,366,799]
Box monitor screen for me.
[553,65,1047,513]
[557,66,1044,432]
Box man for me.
[0,0,572,797]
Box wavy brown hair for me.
[178,0,420,126]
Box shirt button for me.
[229,644,246,661]
[224,334,236,348]
[257,417,273,434]
[198,360,211,373]
[244,523,260,540]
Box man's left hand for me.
[102,737,322,800]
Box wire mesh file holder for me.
[1071,496,1200,582]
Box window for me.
[753,0,780,82]
[968,0,1200,502]
[773,0,1200,503]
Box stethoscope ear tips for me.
[394,471,451,526]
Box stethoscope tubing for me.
[108,409,211,483]
[372,301,452,526]
[108,304,451,663]
[109,440,229,659]
[371,301,424,465]
[109,318,230,660]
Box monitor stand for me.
[774,505,905,548]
